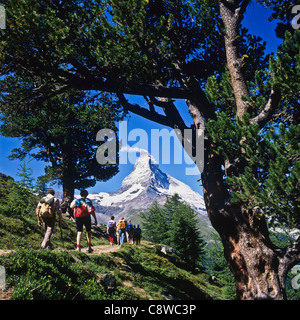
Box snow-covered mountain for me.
[88,150,207,224]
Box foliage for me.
[206,111,299,232]
[0,88,124,197]
[0,243,224,300]
[0,172,38,218]
[141,194,206,269]
[0,0,224,88]
[204,234,236,300]
[205,30,300,231]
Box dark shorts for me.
[76,215,91,232]
[108,229,115,237]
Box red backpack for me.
[75,199,94,218]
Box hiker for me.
[126,220,134,244]
[117,217,126,245]
[134,225,142,245]
[36,188,62,250]
[70,190,97,253]
[124,219,128,243]
[107,216,116,246]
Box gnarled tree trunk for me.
[199,135,299,300]
[210,204,287,300]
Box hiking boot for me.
[86,246,94,253]
[76,245,81,252]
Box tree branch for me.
[149,96,176,108]
[235,0,251,23]
[62,70,199,100]
[281,235,300,272]
[219,0,252,118]
[155,97,188,132]
[117,93,173,127]
[250,88,281,127]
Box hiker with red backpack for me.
[107,216,116,246]
[36,188,62,250]
[70,190,97,253]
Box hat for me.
[121,217,124,220]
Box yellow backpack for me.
[118,220,126,230]
[38,197,54,219]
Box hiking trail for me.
[0,244,121,256]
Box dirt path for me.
[0,249,12,255]
[0,244,121,256]
[89,244,120,254]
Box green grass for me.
[0,244,224,300]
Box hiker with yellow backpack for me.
[117,217,126,245]
[36,188,62,250]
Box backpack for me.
[118,220,126,230]
[39,197,55,219]
[75,199,93,218]
[126,223,133,232]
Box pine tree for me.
[16,159,34,189]
[142,194,206,268]
[141,201,167,244]
[169,202,206,269]
[0,89,124,203]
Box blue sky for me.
[0,2,282,196]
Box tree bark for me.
[62,177,74,205]
[61,146,75,205]
[200,135,290,299]
[214,206,287,300]
[219,0,251,118]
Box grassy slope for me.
[0,244,224,300]
[0,172,224,300]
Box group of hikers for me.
[107,216,142,246]
[36,188,141,253]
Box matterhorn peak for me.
[122,149,169,189]
[89,149,207,224]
